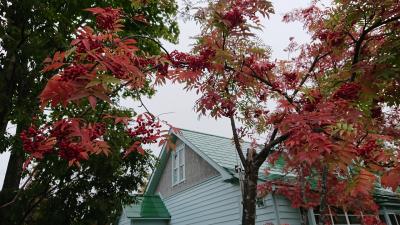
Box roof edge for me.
[173,129,233,181]
[146,129,234,194]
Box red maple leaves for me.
[21,119,109,167]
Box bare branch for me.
[254,133,289,168]
[350,15,400,81]
[229,116,247,167]
[123,35,171,58]
[291,52,330,98]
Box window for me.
[172,143,185,185]
[388,213,400,225]
[256,197,265,208]
[313,206,373,225]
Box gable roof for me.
[123,195,170,220]
[177,129,285,174]
[146,128,286,194]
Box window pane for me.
[256,198,265,208]
[179,150,184,165]
[389,214,398,225]
[173,168,177,184]
[179,165,184,180]
[348,215,361,224]
[333,214,348,225]
[173,153,178,168]
[396,214,400,224]
[314,215,320,224]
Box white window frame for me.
[313,206,379,225]
[387,213,400,225]
[172,143,185,186]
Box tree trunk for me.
[319,166,329,225]
[2,123,25,191]
[0,54,18,139]
[242,163,258,225]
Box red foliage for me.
[128,113,162,145]
[302,90,323,112]
[362,216,385,225]
[86,7,122,31]
[21,119,109,166]
[24,7,170,167]
[169,49,215,71]
[61,64,89,81]
[283,72,297,85]
[333,83,361,100]
[223,7,245,28]
[29,1,400,224]
[357,140,378,156]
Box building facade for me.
[118,129,400,225]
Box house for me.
[118,129,400,225]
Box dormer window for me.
[172,143,185,185]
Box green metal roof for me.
[178,129,286,180]
[374,188,400,207]
[124,195,170,219]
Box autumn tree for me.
[9,1,400,225]
[0,1,178,224]
[0,0,178,194]
[165,0,400,225]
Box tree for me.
[11,1,400,225]
[0,1,178,224]
[0,0,178,194]
[165,0,400,224]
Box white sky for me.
[0,0,315,189]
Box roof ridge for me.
[177,128,258,146]
[177,128,234,140]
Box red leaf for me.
[132,15,149,24]
[88,96,97,109]
[84,7,105,14]
[382,169,400,191]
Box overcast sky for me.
[0,0,315,189]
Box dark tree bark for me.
[318,166,329,225]
[2,123,25,191]
[242,162,259,225]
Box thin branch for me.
[247,53,329,168]
[291,52,330,98]
[355,131,369,148]
[345,30,357,43]
[229,116,247,167]
[350,14,400,81]
[138,95,156,120]
[254,133,289,168]
[269,127,279,144]
[225,64,300,112]
[123,35,171,58]
[0,167,37,208]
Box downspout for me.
[308,208,317,225]
[235,165,245,221]
[272,185,281,225]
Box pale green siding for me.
[164,176,241,225]
[161,175,301,225]
[275,196,302,225]
[256,194,276,224]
